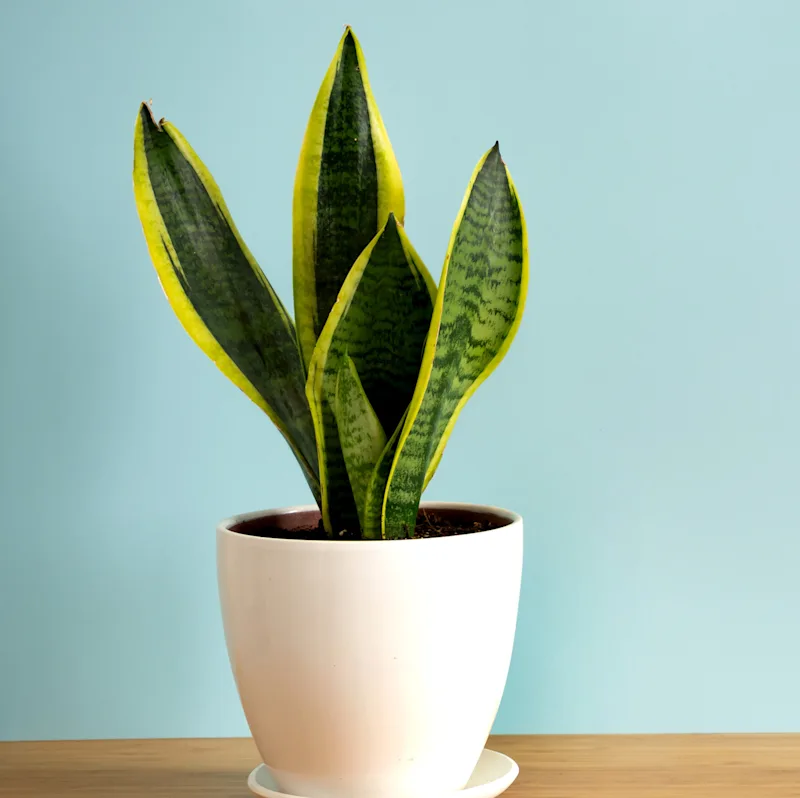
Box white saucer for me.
[248,749,519,798]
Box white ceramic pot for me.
[217,501,523,798]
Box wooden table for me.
[1,735,798,797]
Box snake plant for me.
[133,27,529,539]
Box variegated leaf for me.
[333,355,387,533]
[293,27,405,370]
[307,214,435,535]
[133,103,320,502]
[382,144,528,538]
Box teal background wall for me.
[2,0,799,740]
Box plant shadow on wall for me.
[132,27,529,541]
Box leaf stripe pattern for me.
[307,214,435,536]
[362,408,407,539]
[293,27,405,369]
[133,104,320,501]
[333,356,388,534]
[382,144,528,538]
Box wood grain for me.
[1,735,799,797]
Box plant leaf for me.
[333,356,387,533]
[382,144,529,539]
[293,26,405,370]
[133,103,320,502]
[307,214,435,535]
[361,408,407,539]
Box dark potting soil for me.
[412,509,495,538]
[232,507,503,541]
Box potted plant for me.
[133,26,528,798]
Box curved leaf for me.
[307,213,435,535]
[382,144,529,538]
[333,355,387,533]
[293,26,405,369]
[133,103,320,502]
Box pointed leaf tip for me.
[138,101,161,133]
[341,28,357,54]
[386,211,397,228]
[344,24,360,44]
[485,141,505,169]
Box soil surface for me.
[232,507,504,541]
[412,509,496,538]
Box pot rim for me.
[217,500,522,546]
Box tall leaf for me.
[382,144,528,538]
[133,103,320,502]
[307,214,435,535]
[293,26,405,370]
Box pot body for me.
[217,502,523,798]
